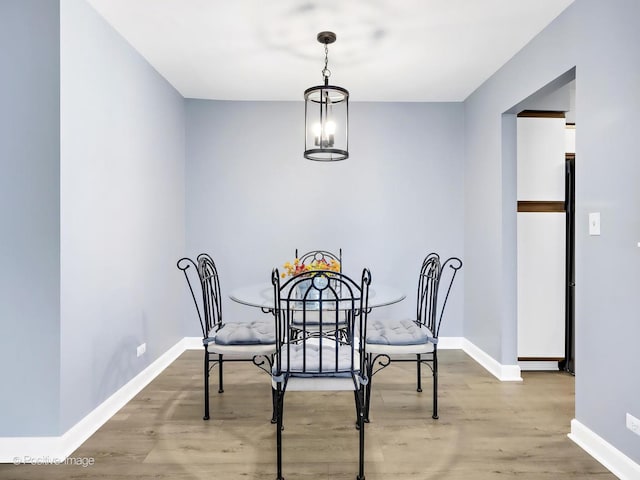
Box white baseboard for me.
[183,336,203,350]
[461,338,522,381]
[437,336,464,349]
[0,337,190,463]
[569,418,640,480]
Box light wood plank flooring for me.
[1,350,615,479]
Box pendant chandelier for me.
[304,32,349,162]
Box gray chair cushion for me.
[208,320,275,345]
[274,342,357,376]
[366,318,434,345]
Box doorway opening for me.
[505,68,576,375]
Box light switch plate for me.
[589,212,600,235]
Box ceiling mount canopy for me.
[304,31,349,162]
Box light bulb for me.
[325,120,336,135]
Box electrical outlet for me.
[136,343,146,357]
[627,413,640,436]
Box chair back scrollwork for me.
[196,253,224,335]
[295,248,343,272]
[416,253,463,338]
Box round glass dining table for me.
[229,282,405,310]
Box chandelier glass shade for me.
[304,32,349,162]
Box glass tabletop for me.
[229,282,405,309]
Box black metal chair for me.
[365,253,462,421]
[271,268,371,480]
[177,253,276,421]
[290,249,346,339]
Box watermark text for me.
[13,456,95,467]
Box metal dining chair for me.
[271,267,371,480]
[177,253,277,421]
[290,249,347,340]
[365,253,462,421]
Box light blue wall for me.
[0,0,61,436]
[464,0,640,463]
[59,0,186,432]
[185,100,465,336]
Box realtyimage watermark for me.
[13,456,95,467]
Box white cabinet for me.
[516,115,566,364]
[517,212,566,358]
[517,116,566,200]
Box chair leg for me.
[356,386,366,480]
[416,354,423,392]
[275,385,285,480]
[364,354,373,423]
[432,351,439,420]
[271,386,278,424]
[203,348,210,420]
[218,354,224,393]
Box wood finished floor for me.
[2,350,616,479]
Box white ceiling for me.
[86,0,574,102]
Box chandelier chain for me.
[322,43,331,79]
